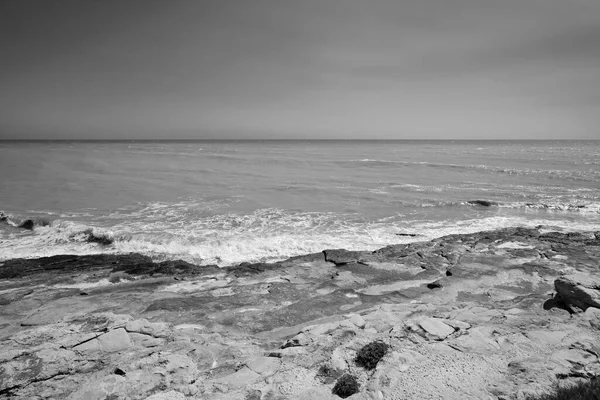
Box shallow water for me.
[1,140,599,264]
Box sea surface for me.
[1,140,599,265]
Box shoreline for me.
[2,217,600,267]
[1,226,600,399]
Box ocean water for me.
[1,140,599,265]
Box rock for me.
[330,348,348,371]
[442,319,471,331]
[323,249,371,265]
[214,366,260,388]
[347,314,366,329]
[128,332,165,347]
[427,280,444,289]
[246,356,281,375]
[418,318,455,340]
[393,349,426,366]
[525,330,570,346]
[86,230,114,245]
[555,274,600,311]
[467,200,498,207]
[447,327,501,354]
[584,307,600,329]
[74,328,131,353]
[3,226,600,399]
[281,332,311,348]
[451,307,503,324]
[126,319,172,338]
[17,219,35,230]
[551,349,598,368]
[145,391,186,400]
[0,253,153,280]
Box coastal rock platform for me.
[1,226,600,399]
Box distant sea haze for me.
[1,140,599,265]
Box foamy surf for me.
[1,207,599,266]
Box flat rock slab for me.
[246,356,281,375]
[73,328,131,353]
[214,366,260,388]
[419,318,455,340]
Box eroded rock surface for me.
[1,226,599,399]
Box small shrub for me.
[355,341,389,370]
[526,378,600,400]
[332,374,359,398]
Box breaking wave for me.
[1,206,599,265]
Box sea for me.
[1,140,599,265]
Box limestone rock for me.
[347,313,366,329]
[126,318,172,338]
[145,390,186,400]
[246,356,281,375]
[451,307,503,324]
[551,348,598,368]
[74,328,131,353]
[4,226,600,399]
[447,327,501,354]
[584,307,600,330]
[214,366,260,388]
[418,318,455,340]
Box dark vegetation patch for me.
[332,374,360,398]
[355,341,389,370]
[526,378,600,400]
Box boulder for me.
[584,307,600,330]
[467,200,498,207]
[554,274,600,311]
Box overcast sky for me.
[1,0,599,139]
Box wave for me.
[2,204,599,265]
[0,211,53,230]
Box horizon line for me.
[1,138,598,142]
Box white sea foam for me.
[2,199,599,265]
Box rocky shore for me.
[1,226,600,399]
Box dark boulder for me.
[554,274,600,311]
[18,219,35,230]
[467,200,498,207]
[86,231,114,245]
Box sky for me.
[1,0,599,140]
